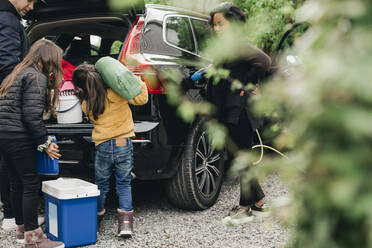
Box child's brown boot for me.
[117,209,133,238]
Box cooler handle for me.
[56,101,80,114]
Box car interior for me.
[28,17,130,66]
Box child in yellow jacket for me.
[72,63,148,238]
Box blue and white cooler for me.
[42,178,100,247]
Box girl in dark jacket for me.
[0,39,65,248]
[201,2,271,224]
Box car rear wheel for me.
[166,119,225,210]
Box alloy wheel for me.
[194,131,222,197]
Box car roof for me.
[24,0,144,21]
[145,4,209,19]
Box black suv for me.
[26,0,223,210]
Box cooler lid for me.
[42,178,100,199]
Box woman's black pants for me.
[226,111,265,207]
[0,155,14,219]
[0,139,40,231]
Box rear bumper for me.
[46,121,159,135]
[46,121,182,180]
[55,141,183,181]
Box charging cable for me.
[252,129,288,165]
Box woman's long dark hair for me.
[72,63,107,121]
[0,39,63,116]
[209,2,246,26]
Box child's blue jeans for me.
[94,138,133,212]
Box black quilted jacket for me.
[0,0,30,83]
[0,67,48,145]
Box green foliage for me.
[255,0,372,246]
[90,49,98,56]
[145,0,170,4]
[232,0,302,54]
[110,40,123,55]
[109,0,144,10]
[205,120,227,150]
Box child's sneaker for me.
[222,206,254,225]
[1,218,17,230]
[251,204,270,217]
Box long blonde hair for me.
[0,39,63,116]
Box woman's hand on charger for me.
[190,64,212,82]
[190,70,207,82]
[45,142,61,160]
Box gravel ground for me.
[0,175,290,248]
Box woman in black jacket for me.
[0,0,33,231]
[0,39,64,248]
[204,2,271,224]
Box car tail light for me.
[120,17,167,94]
[120,17,143,67]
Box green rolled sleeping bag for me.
[95,56,142,100]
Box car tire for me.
[166,118,225,210]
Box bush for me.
[232,0,306,54]
[256,0,372,246]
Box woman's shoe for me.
[16,225,25,244]
[15,216,47,243]
[222,206,254,225]
[24,227,65,248]
[251,204,270,217]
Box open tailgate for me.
[24,0,144,21]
